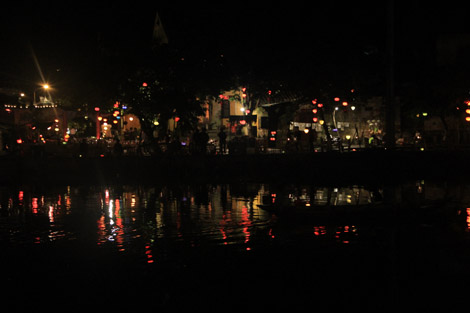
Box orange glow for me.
[142,82,148,87]
[16,139,22,144]
[32,197,38,213]
[334,97,340,102]
[317,103,323,108]
[466,208,470,230]
[94,107,100,112]
[466,116,470,122]
[342,101,348,106]
[313,117,318,123]
[312,108,318,114]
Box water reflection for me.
[3,180,470,311]
[2,181,470,252]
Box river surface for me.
[2,180,470,312]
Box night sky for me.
[1,2,469,102]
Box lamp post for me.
[33,84,49,106]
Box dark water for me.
[2,180,470,312]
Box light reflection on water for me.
[2,181,470,253]
[3,180,470,311]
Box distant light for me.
[94,107,100,112]
[240,120,246,125]
[122,105,127,110]
[16,139,22,144]
[129,117,134,121]
[175,117,180,122]
[351,106,356,111]
[304,128,309,134]
[312,117,318,123]
[345,135,351,140]
[317,103,323,108]
[312,108,318,114]
[466,116,470,122]
[342,101,348,106]
[142,82,148,87]
[422,112,428,116]
[319,120,325,125]
[334,97,340,102]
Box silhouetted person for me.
[191,129,201,155]
[218,128,227,154]
[113,139,123,156]
[200,128,209,154]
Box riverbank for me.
[0,149,468,186]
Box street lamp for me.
[33,84,50,106]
